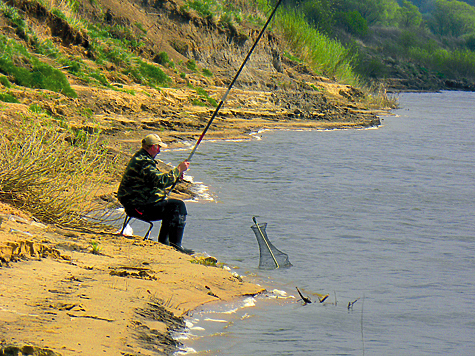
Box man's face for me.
[150,144,161,157]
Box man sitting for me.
[117,134,193,254]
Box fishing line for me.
[165,0,284,197]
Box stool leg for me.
[144,222,154,240]
[120,215,132,235]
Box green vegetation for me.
[181,0,242,27]
[155,51,171,65]
[280,0,475,87]
[186,59,198,71]
[202,68,213,77]
[191,255,219,267]
[274,7,360,86]
[87,23,171,87]
[0,91,19,103]
[1,0,474,98]
[0,1,172,93]
[90,240,102,254]
[0,75,11,88]
[189,84,218,107]
[28,104,44,114]
[0,35,77,97]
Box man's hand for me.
[178,160,190,174]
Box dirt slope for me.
[1,0,384,155]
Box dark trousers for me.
[126,199,187,246]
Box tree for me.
[301,0,336,33]
[335,10,369,36]
[430,0,475,37]
[397,0,423,28]
[344,0,400,26]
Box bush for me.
[202,68,213,77]
[138,60,171,86]
[356,56,388,79]
[0,116,120,229]
[155,51,170,65]
[464,34,475,51]
[186,59,197,71]
[0,76,11,88]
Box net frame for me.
[251,222,292,269]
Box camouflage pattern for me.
[117,148,180,207]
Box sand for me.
[0,202,265,355]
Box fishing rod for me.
[165,0,284,197]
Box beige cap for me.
[142,134,168,148]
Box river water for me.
[146,91,475,355]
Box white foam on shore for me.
[221,308,238,314]
[174,333,196,341]
[187,181,214,202]
[178,295,258,333]
[203,318,228,323]
[271,289,288,297]
[174,290,299,354]
[242,296,256,308]
[174,347,197,355]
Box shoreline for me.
[0,205,265,355]
[0,116,386,355]
[158,118,386,152]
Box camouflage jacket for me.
[117,148,180,207]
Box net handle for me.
[253,216,279,268]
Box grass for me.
[0,1,172,92]
[189,84,218,107]
[181,0,243,32]
[274,7,360,87]
[87,23,171,87]
[90,240,102,254]
[0,92,19,103]
[0,114,121,230]
[1,0,371,96]
[202,68,213,77]
[362,82,398,109]
[191,255,219,267]
[186,59,198,71]
[0,35,77,97]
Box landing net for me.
[251,222,292,269]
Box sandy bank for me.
[0,202,264,355]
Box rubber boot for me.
[169,227,194,254]
[169,216,194,255]
[158,222,170,245]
